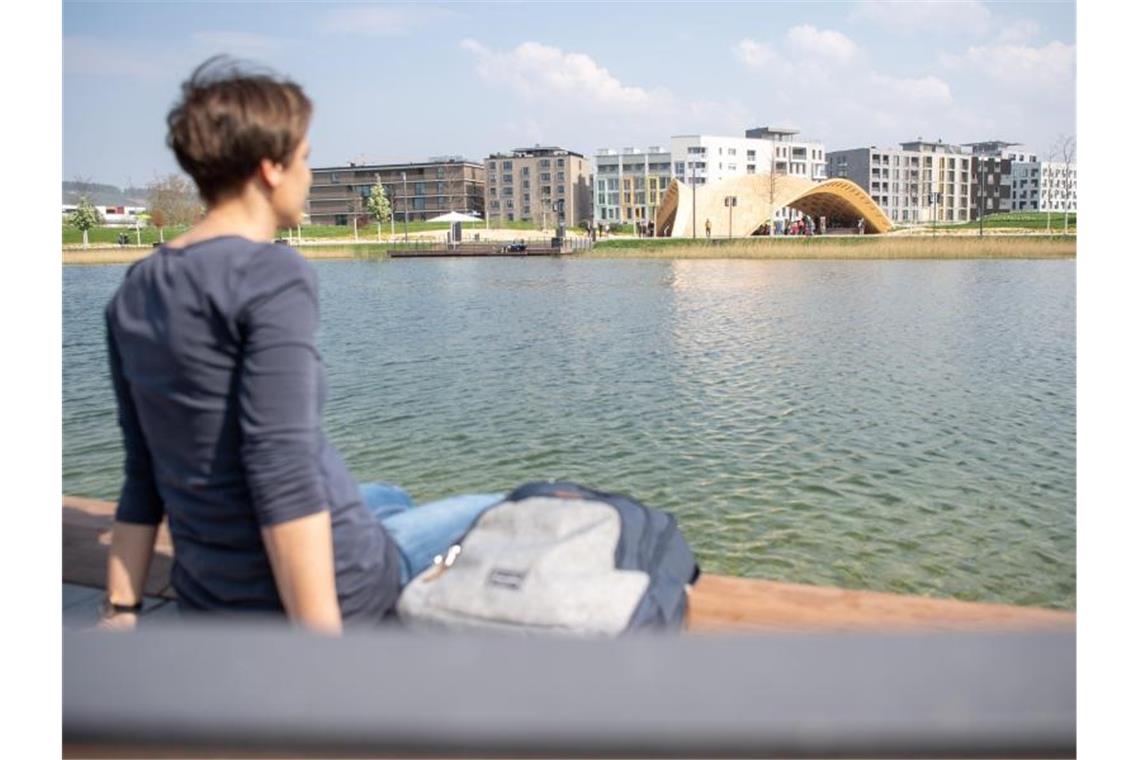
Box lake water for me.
[63,257,1075,609]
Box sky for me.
[64,0,1076,190]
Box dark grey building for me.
[308,158,485,226]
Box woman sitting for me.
[101,57,500,634]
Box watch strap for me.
[101,597,144,617]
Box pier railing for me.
[64,624,1075,758]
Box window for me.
[539,159,550,168]
[522,166,529,176]
[437,182,445,193]
[747,150,756,160]
[330,173,340,184]
[413,197,425,210]
[503,161,513,170]
[557,172,565,181]
[727,148,736,156]
[557,158,565,167]
[488,161,496,171]
[503,174,513,184]
[436,167,444,178]
[414,182,426,195]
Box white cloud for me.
[460,39,750,148]
[734,39,783,70]
[849,0,992,34]
[941,41,1075,92]
[321,5,454,36]
[868,73,953,107]
[786,25,860,64]
[460,39,670,114]
[994,18,1042,45]
[732,26,960,150]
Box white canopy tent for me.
[425,211,482,224]
[425,211,483,245]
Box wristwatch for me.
[101,597,144,618]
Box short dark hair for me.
[166,56,313,204]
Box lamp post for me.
[724,195,737,238]
[689,158,696,240]
[978,159,986,237]
[401,171,409,242]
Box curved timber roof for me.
[655,174,892,237]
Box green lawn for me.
[62,225,192,246]
[933,211,1076,231]
[63,220,551,245]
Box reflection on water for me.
[63,258,1075,608]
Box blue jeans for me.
[359,482,504,586]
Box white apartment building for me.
[669,127,826,224]
[828,139,974,224]
[593,146,674,223]
[1038,161,1077,213]
[671,127,826,186]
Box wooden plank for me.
[63,496,176,599]
[685,573,1072,633]
[63,496,1074,631]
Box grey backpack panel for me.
[397,497,651,636]
[396,482,700,636]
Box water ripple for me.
[64,258,1074,609]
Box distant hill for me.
[63,181,147,207]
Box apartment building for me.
[308,158,485,225]
[671,127,826,186]
[594,146,674,223]
[965,141,1076,215]
[827,139,974,224]
[668,127,826,225]
[485,146,592,226]
[963,142,1038,217]
[1039,161,1077,213]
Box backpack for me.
[396,481,700,635]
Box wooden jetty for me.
[389,242,572,258]
[62,495,1074,632]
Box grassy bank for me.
[934,211,1077,232]
[63,233,1075,265]
[586,235,1075,259]
[63,220,544,246]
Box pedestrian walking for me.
[705,218,711,239]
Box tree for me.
[1055,134,1076,234]
[365,179,392,241]
[68,197,104,248]
[146,173,201,240]
[768,148,779,236]
[150,209,167,242]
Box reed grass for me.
[586,235,1075,260]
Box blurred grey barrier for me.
[63,624,1074,758]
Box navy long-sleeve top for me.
[105,237,401,623]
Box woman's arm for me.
[239,249,342,633]
[261,511,342,635]
[101,522,159,630]
[104,312,166,630]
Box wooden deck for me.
[388,244,569,258]
[62,495,1074,632]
